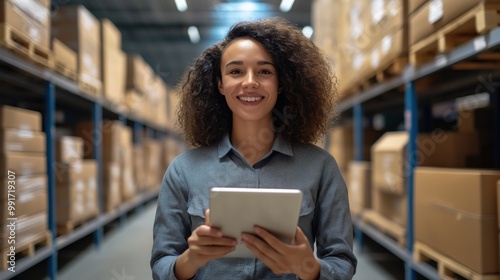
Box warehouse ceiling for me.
[62,0,312,87]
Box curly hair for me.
[177,17,338,147]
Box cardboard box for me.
[121,146,135,201]
[75,121,123,162]
[52,38,77,73]
[127,55,154,95]
[409,0,428,14]
[415,167,500,274]
[0,212,47,249]
[0,105,41,131]
[410,0,500,45]
[52,5,101,93]
[0,178,47,220]
[100,18,121,50]
[145,139,161,189]
[348,161,371,216]
[102,163,120,212]
[102,47,126,105]
[372,131,408,195]
[0,0,51,48]
[372,187,407,227]
[0,129,45,153]
[133,145,145,191]
[56,136,83,164]
[0,152,46,176]
[0,175,46,201]
[55,160,97,223]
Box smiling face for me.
[218,37,279,125]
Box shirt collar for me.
[217,132,293,159]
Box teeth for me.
[239,96,263,102]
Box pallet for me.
[362,210,406,246]
[410,3,500,66]
[0,23,54,69]
[0,230,52,270]
[54,62,77,81]
[414,242,500,280]
[57,215,97,236]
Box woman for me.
[151,18,357,280]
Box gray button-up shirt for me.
[151,134,357,279]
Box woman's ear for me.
[217,77,224,95]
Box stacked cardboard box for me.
[100,19,126,106]
[52,5,102,95]
[0,0,51,49]
[415,168,500,275]
[54,136,98,229]
[144,139,162,190]
[167,90,181,133]
[334,0,409,94]
[347,161,371,217]
[52,38,78,79]
[76,121,134,203]
[125,55,155,117]
[144,76,169,128]
[0,105,48,249]
[133,144,146,192]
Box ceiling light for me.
[302,26,313,38]
[188,26,200,43]
[175,0,188,12]
[279,0,295,12]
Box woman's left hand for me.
[241,226,321,280]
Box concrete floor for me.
[19,202,405,280]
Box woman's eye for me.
[229,69,241,75]
[259,69,272,74]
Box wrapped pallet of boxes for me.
[52,5,102,95]
[415,168,500,275]
[0,106,50,250]
[100,19,126,107]
[0,0,51,54]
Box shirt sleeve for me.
[315,156,357,280]
[151,157,191,280]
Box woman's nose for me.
[242,73,259,88]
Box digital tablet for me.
[209,187,303,258]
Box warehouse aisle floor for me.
[45,202,404,280]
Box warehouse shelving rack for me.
[0,47,171,279]
[342,27,500,280]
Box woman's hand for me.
[241,226,321,280]
[174,209,237,280]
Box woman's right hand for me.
[174,209,237,279]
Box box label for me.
[428,0,443,24]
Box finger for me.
[241,233,282,260]
[205,209,210,226]
[195,225,223,238]
[294,227,309,245]
[241,237,280,271]
[192,245,236,257]
[253,226,288,254]
[196,236,238,247]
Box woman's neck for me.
[231,117,276,166]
